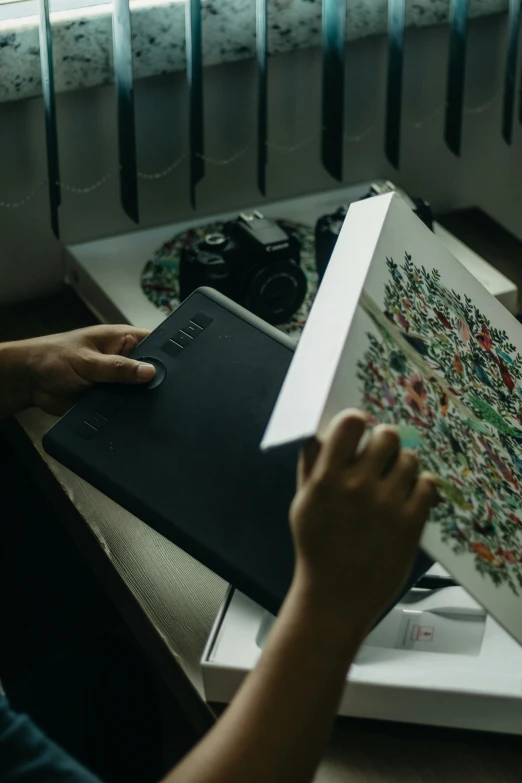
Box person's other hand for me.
[290,409,437,639]
[19,325,155,415]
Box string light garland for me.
[0,90,507,211]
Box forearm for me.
[0,341,32,419]
[165,579,364,783]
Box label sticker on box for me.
[365,608,486,656]
[411,624,435,643]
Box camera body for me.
[315,181,434,281]
[315,206,348,282]
[180,212,307,325]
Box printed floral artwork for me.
[358,253,522,595]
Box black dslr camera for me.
[180,211,307,325]
[315,181,434,281]
[315,206,348,282]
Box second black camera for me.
[314,182,435,282]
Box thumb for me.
[79,353,156,385]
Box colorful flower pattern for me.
[359,254,522,595]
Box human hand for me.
[289,410,437,639]
[16,324,155,416]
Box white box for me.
[64,182,518,330]
[202,586,522,735]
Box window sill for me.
[0,0,508,104]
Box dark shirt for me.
[0,695,101,783]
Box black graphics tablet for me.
[44,288,299,613]
[43,287,431,615]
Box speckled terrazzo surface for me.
[0,0,508,103]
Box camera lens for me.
[244,261,307,325]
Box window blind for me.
[31,0,518,235]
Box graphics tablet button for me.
[136,357,167,390]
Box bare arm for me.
[166,413,436,783]
[0,341,32,419]
[0,325,154,420]
[167,585,362,783]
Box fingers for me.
[310,412,437,526]
[120,333,145,357]
[86,325,150,355]
[70,325,154,385]
[313,409,369,475]
[385,447,419,500]
[297,437,321,488]
[368,431,437,520]
[406,472,438,522]
[125,327,150,343]
[360,425,400,476]
[77,353,156,385]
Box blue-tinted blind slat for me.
[321,0,347,181]
[444,0,469,155]
[257,0,268,195]
[112,0,139,222]
[38,0,61,237]
[385,0,405,168]
[186,0,204,207]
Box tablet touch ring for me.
[136,357,167,390]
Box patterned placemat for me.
[140,219,319,340]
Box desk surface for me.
[2,289,522,782]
